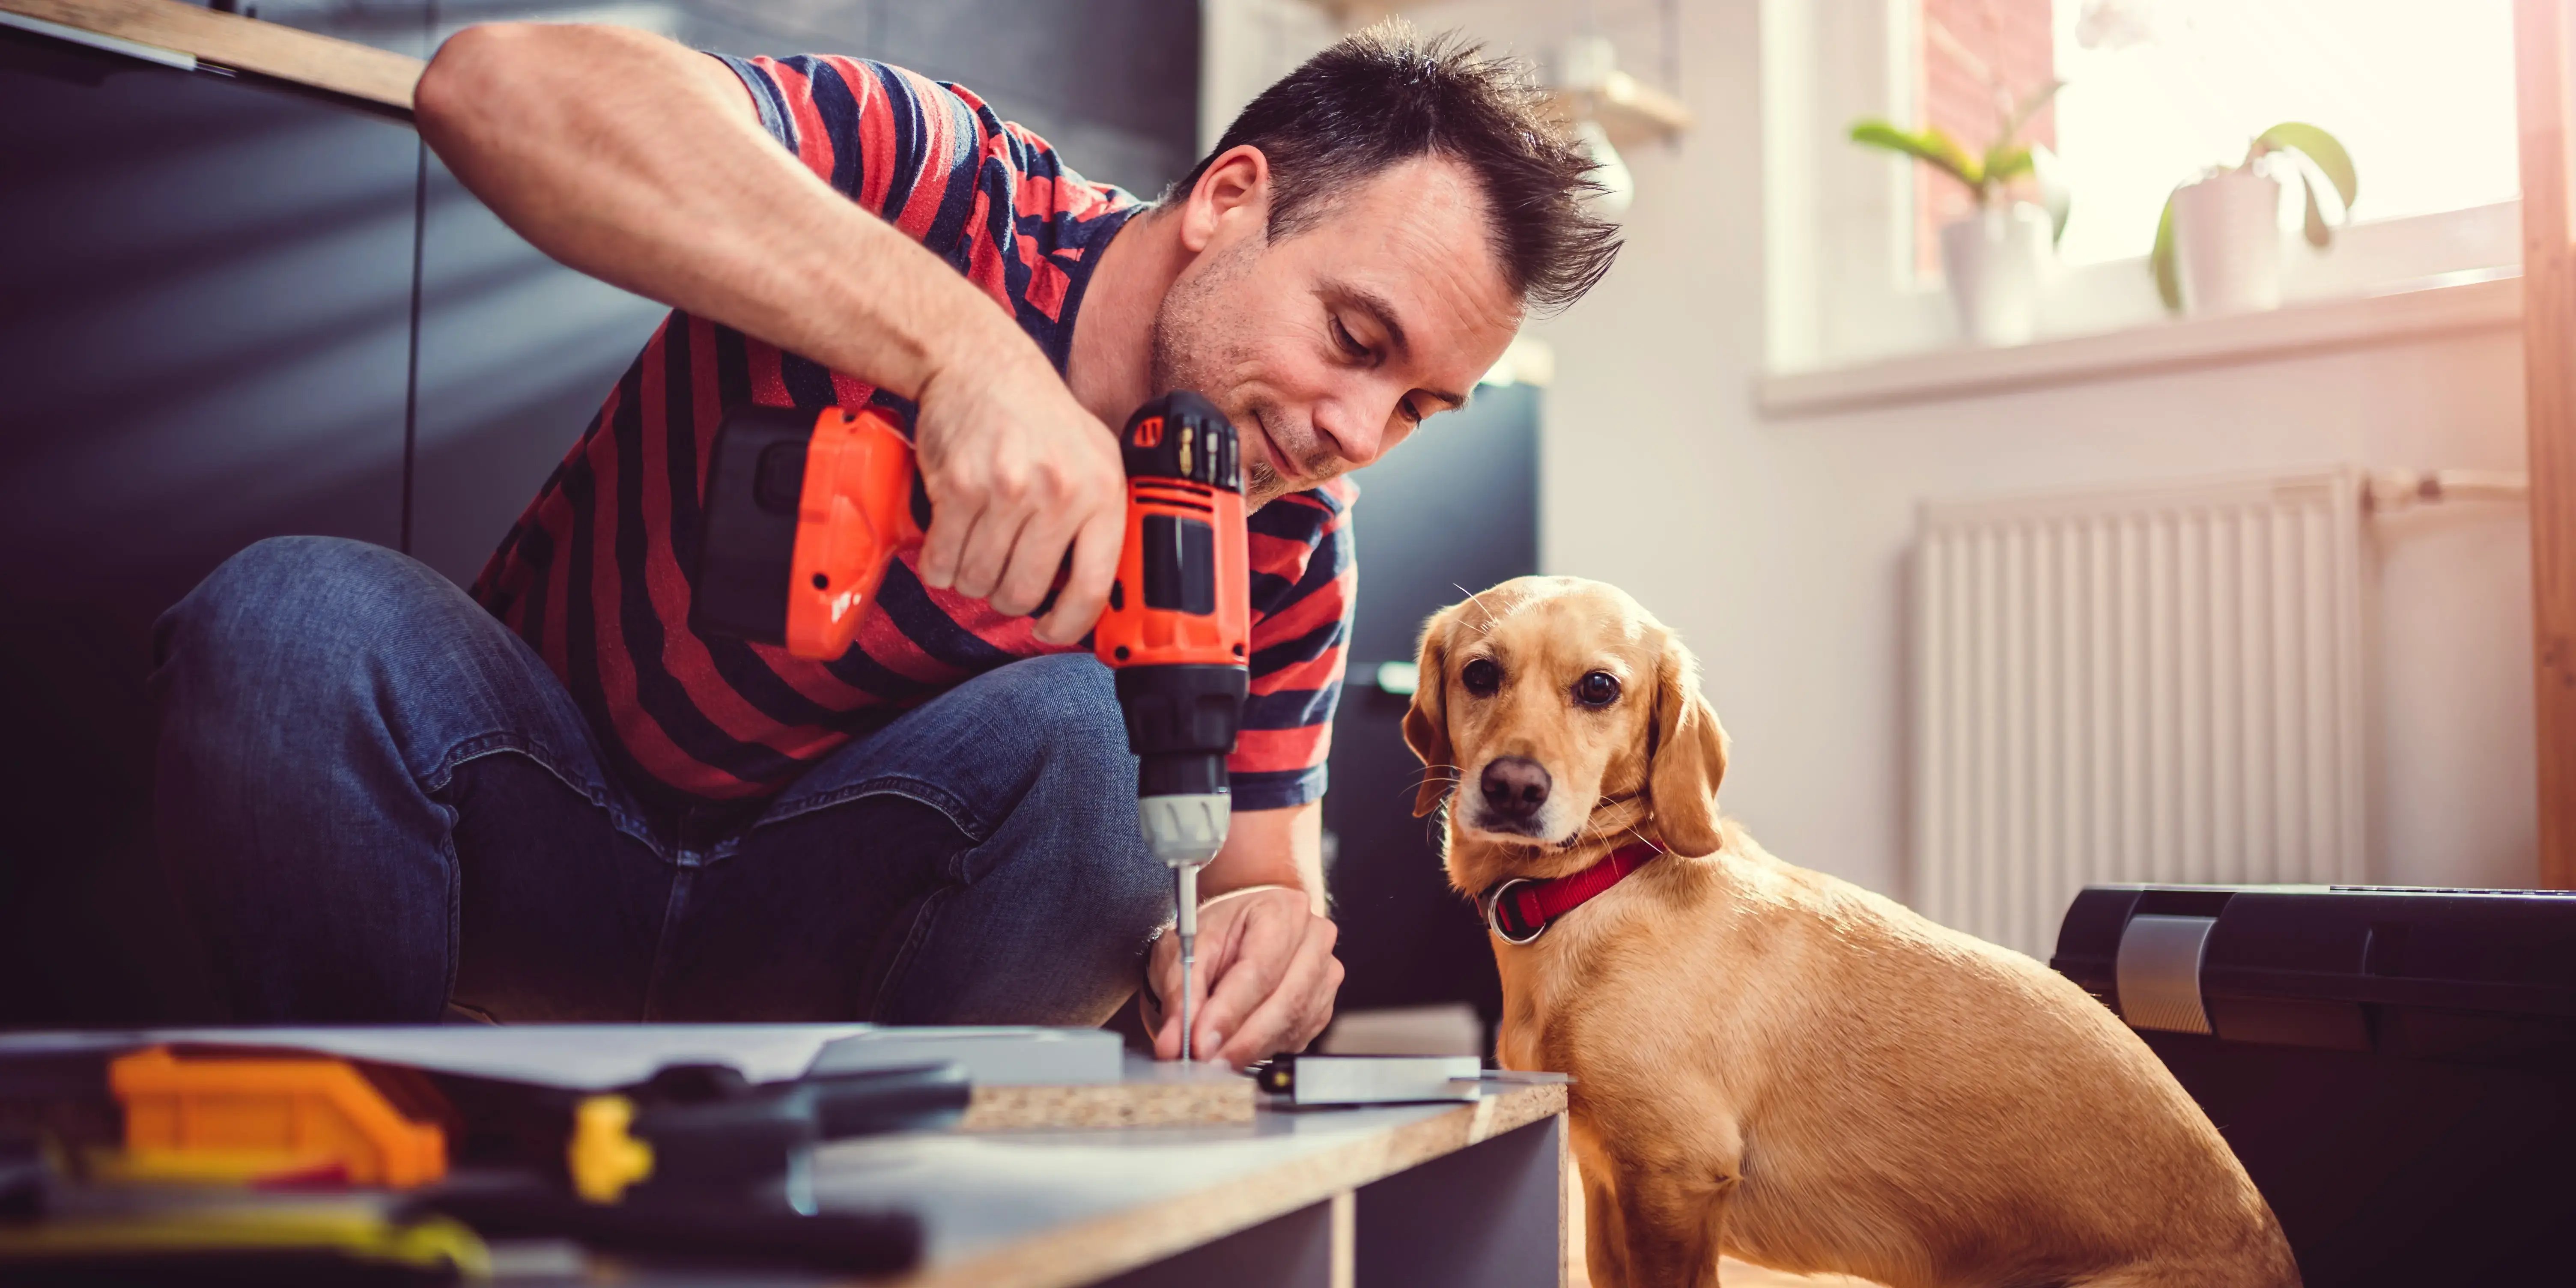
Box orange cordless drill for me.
[690,394,1251,1061]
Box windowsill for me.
[1757,269,2523,419]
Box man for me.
[151,20,1617,1065]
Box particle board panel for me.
[0,1027,1255,1130]
[962,1070,1255,1131]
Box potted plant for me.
[1850,83,2071,346]
[2150,122,2358,316]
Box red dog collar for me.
[1481,841,1663,944]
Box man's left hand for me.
[1148,886,1342,1067]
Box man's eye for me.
[1461,658,1501,696]
[1397,399,1425,425]
[1574,671,1621,707]
[1330,317,1369,360]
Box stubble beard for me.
[1148,244,1326,509]
[1149,335,1325,509]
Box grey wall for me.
[264,0,1202,199]
[0,0,1197,1023]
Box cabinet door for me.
[1321,384,1542,1032]
[408,147,666,586]
[0,30,419,1022]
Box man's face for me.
[1150,154,1524,507]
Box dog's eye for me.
[1460,658,1501,696]
[1574,671,1621,707]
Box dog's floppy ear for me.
[1401,609,1455,818]
[1648,629,1729,856]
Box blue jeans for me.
[151,537,1169,1024]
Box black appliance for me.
[1321,382,1542,1037]
[2053,883,2576,1287]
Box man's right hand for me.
[912,343,1128,644]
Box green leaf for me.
[2299,170,2332,247]
[1848,119,1983,188]
[2151,188,2182,313]
[2001,79,2065,143]
[1983,142,2035,185]
[2257,121,2357,212]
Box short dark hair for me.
[1173,21,1622,315]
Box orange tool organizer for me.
[108,1045,449,1188]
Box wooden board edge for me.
[893,1084,1568,1288]
[2,0,421,111]
[960,1081,1257,1131]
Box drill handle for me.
[690,405,920,662]
[1094,394,1252,675]
[785,407,921,660]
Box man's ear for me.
[1401,610,1455,818]
[1180,143,1270,253]
[1649,630,1729,856]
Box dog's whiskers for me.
[1453,583,1499,635]
[1396,764,1463,801]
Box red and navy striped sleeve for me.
[719,55,980,238]
[1231,479,1357,810]
[715,53,1131,337]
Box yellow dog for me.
[1404,576,2295,1288]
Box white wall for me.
[1247,0,2540,900]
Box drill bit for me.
[1176,863,1199,1063]
[1141,795,1225,1064]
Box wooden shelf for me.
[0,0,421,113]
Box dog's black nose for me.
[1479,757,1551,819]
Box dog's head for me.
[1402,577,1729,891]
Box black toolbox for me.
[2052,884,2576,1288]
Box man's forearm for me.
[414,23,1023,400]
[1203,801,1326,915]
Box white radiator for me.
[1911,468,2371,958]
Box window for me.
[2039,0,2520,269]
[1913,0,2057,279]
[1764,0,2528,378]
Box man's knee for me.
[967,654,1168,915]
[980,652,1135,792]
[157,537,441,698]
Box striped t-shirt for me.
[470,54,1354,815]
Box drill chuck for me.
[1116,663,1246,866]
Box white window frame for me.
[1759,0,2524,391]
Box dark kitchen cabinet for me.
[1322,383,1543,1037]
[0,25,420,1021]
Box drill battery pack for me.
[690,404,923,660]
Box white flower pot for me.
[2171,170,2284,316]
[1938,203,2050,346]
